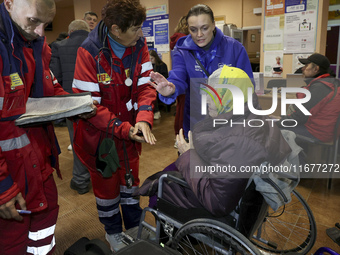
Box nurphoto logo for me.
[200,84,312,128]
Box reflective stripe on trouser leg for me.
[120,185,142,230]
[0,176,58,255]
[27,175,59,255]
[88,161,122,234]
[118,155,142,230]
[96,196,123,234]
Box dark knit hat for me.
[299,53,330,70]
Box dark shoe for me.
[70,180,90,194]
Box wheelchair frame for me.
[136,172,317,254]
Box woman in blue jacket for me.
[149,4,253,138]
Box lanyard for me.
[192,45,217,78]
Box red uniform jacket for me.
[0,4,67,211]
[72,21,156,171]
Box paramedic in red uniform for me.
[0,0,96,254]
[72,0,156,252]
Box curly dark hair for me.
[101,0,146,33]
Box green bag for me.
[96,118,120,178]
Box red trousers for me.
[90,156,140,200]
[174,95,185,135]
[0,175,59,255]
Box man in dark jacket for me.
[278,53,340,143]
[50,20,91,194]
[83,11,98,31]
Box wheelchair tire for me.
[172,218,261,255]
[251,189,317,254]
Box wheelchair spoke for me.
[265,217,310,249]
[251,190,316,254]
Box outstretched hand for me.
[148,71,176,97]
[129,121,157,145]
[176,128,194,155]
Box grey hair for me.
[68,19,90,34]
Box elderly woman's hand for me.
[176,128,194,155]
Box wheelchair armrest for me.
[158,173,190,198]
[295,134,320,144]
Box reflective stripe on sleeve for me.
[0,97,3,110]
[141,61,152,74]
[137,76,151,86]
[72,79,100,92]
[92,96,101,104]
[0,133,30,152]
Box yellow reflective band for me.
[97,73,110,83]
[10,73,23,89]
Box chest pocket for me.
[1,74,26,118]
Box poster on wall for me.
[265,0,285,16]
[328,3,340,26]
[264,29,284,51]
[264,15,284,51]
[285,0,307,13]
[142,14,169,53]
[146,5,167,17]
[264,51,284,77]
[283,9,317,53]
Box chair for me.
[295,113,340,189]
[266,78,287,89]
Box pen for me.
[17,209,31,214]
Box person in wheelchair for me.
[135,65,292,218]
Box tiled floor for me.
[53,109,340,254]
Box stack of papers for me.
[15,93,93,126]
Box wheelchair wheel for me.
[251,189,316,254]
[172,218,261,255]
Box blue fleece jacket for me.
[160,27,253,137]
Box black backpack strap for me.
[190,51,210,77]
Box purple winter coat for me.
[135,95,291,217]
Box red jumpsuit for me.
[0,3,67,254]
[72,21,156,234]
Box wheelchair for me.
[126,169,317,255]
